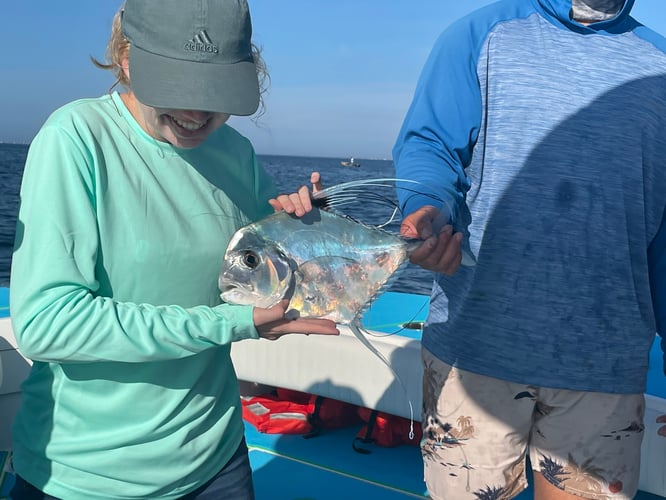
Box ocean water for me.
[0,144,433,295]
[0,143,27,288]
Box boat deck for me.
[244,420,664,500]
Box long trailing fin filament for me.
[349,321,416,441]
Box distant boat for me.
[341,157,361,168]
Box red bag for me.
[242,388,362,436]
[353,408,422,453]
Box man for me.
[394,1,666,498]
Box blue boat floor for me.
[245,422,665,500]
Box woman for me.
[9,1,338,498]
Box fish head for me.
[219,227,294,309]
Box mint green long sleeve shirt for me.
[9,92,277,499]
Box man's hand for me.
[401,205,463,276]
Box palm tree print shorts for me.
[421,348,645,500]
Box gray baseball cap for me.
[122,0,259,116]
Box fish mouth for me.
[219,281,239,294]
[219,281,245,298]
[218,279,247,302]
[219,280,275,308]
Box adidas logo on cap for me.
[184,30,219,54]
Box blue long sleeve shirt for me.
[393,0,666,394]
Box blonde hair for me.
[91,7,270,116]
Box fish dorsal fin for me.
[311,178,425,215]
[312,177,453,233]
[312,177,474,266]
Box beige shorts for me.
[421,348,645,500]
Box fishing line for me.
[362,294,430,339]
[348,321,417,440]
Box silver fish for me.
[218,179,423,323]
[219,178,447,433]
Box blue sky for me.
[1,1,665,159]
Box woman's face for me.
[134,102,230,149]
[120,58,231,149]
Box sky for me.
[1,1,665,160]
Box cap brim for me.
[129,46,260,116]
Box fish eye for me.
[242,250,260,269]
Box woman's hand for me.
[401,205,463,276]
[253,300,339,341]
[269,172,323,216]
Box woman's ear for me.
[121,58,130,81]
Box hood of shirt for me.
[533,0,635,33]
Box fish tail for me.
[349,321,416,441]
